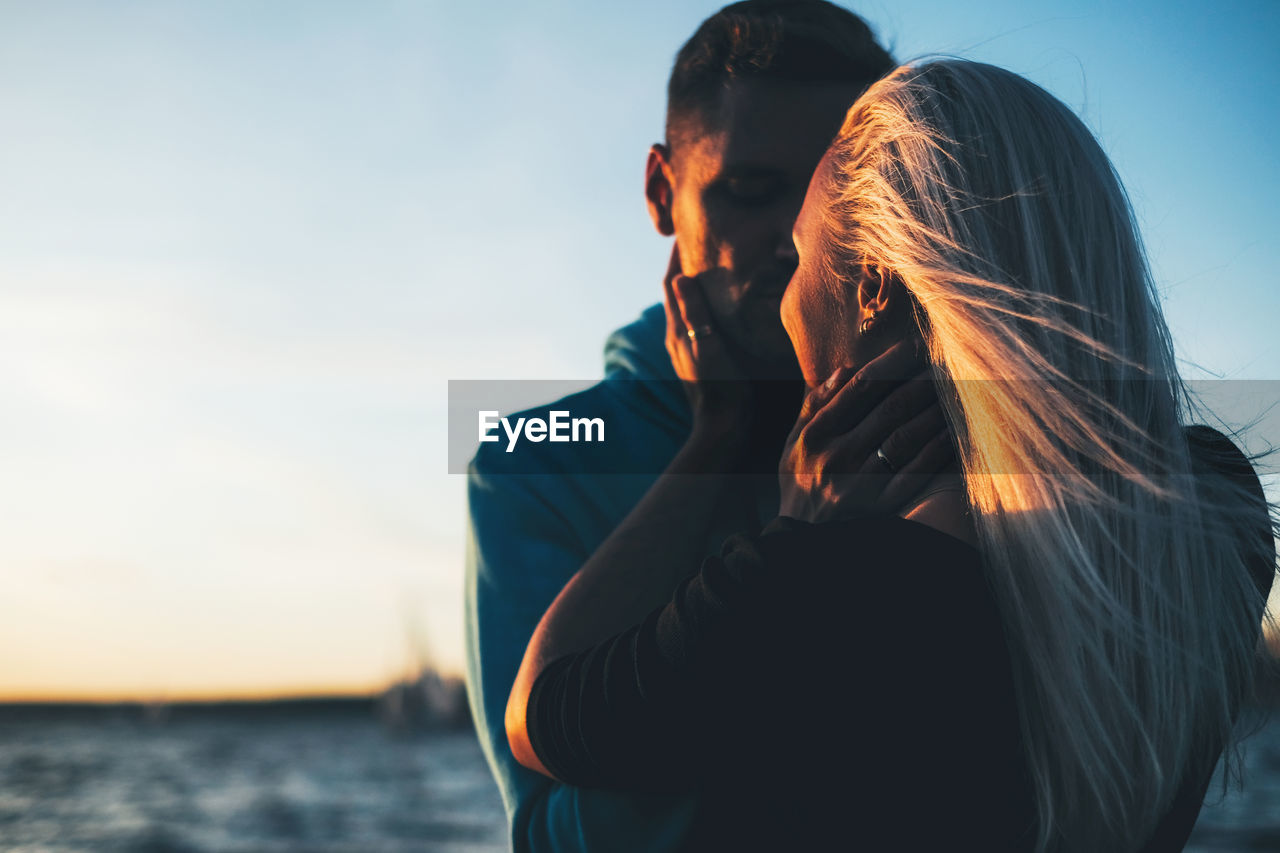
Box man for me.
[465,3,895,849]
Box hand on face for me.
[662,242,754,436]
[649,81,861,381]
[778,339,954,524]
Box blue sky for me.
[1,0,1276,698]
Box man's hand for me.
[779,339,954,523]
[662,243,752,439]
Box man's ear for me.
[645,144,675,237]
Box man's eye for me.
[723,177,781,203]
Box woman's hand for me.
[779,340,954,523]
[662,243,752,439]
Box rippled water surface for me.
[2,708,1278,851]
[0,709,506,852]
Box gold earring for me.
[859,308,879,336]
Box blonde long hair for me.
[821,60,1275,851]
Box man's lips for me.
[745,279,790,299]
[749,267,795,298]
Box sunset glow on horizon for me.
[2,0,1277,702]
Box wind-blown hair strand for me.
[820,59,1276,851]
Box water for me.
[0,708,506,852]
[1185,713,1280,852]
[2,707,1278,851]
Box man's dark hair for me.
[666,0,895,147]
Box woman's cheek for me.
[781,280,820,388]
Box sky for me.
[1,0,1277,700]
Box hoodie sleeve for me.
[464,445,698,852]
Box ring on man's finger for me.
[687,325,715,341]
[875,446,898,473]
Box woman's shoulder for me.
[714,512,986,608]
[756,512,980,559]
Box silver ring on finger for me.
[875,446,898,473]
[687,325,715,341]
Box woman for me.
[506,60,1276,851]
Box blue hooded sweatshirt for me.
[464,304,708,851]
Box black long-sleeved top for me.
[526,428,1274,851]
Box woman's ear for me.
[645,144,675,237]
[856,262,897,316]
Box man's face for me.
[659,79,861,378]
